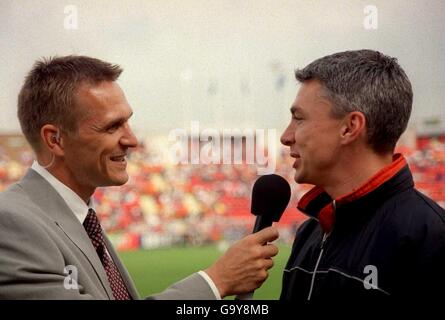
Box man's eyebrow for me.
[104,111,134,128]
[290,105,304,114]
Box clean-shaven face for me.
[280,79,344,186]
[62,81,138,193]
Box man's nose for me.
[280,124,295,146]
[121,123,138,148]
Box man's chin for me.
[115,176,129,185]
[114,180,128,186]
[294,172,307,184]
[104,174,129,186]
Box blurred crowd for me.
[1,138,445,250]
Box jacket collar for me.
[24,168,140,299]
[297,153,413,233]
[18,169,115,299]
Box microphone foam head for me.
[250,174,291,222]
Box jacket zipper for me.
[307,200,336,301]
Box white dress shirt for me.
[30,161,221,299]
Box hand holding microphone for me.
[205,174,291,299]
[236,174,291,300]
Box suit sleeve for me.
[0,209,95,299]
[146,273,218,300]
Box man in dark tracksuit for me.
[280,50,445,301]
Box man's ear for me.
[339,111,367,145]
[40,124,64,156]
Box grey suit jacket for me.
[0,169,216,300]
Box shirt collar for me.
[31,160,93,224]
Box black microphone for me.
[250,174,291,233]
[236,174,291,300]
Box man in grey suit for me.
[0,56,279,299]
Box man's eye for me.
[293,116,303,121]
[107,124,120,133]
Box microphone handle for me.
[235,215,274,300]
[252,215,273,233]
[235,292,253,300]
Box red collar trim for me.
[298,186,325,209]
[297,153,407,233]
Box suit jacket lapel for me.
[19,170,114,299]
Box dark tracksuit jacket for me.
[280,154,445,301]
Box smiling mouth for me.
[110,155,126,162]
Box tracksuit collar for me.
[297,153,410,233]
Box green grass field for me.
[118,244,292,300]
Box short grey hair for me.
[295,49,413,154]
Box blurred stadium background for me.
[1,127,445,298]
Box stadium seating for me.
[1,139,444,249]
